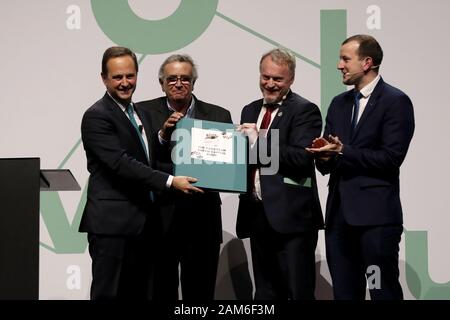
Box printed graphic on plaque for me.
[190,127,233,163]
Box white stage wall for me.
[0,0,449,299]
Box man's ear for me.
[363,57,374,71]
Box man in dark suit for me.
[307,35,415,299]
[136,54,232,300]
[80,47,203,300]
[237,48,323,299]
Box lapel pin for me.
[277,112,282,117]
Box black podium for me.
[0,158,80,300]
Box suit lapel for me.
[104,93,135,133]
[341,91,355,143]
[135,106,151,136]
[269,103,285,130]
[243,100,262,124]
[192,97,209,120]
[104,93,149,163]
[155,98,171,124]
[266,90,292,132]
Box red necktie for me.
[260,104,276,130]
[250,104,277,194]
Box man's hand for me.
[310,137,329,148]
[160,112,184,141]
[306,135,344,160]
[237,123,259,145]
[172,176,204,194]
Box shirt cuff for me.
[166,175,174,189]
[158,130,169,145]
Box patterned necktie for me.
[351,91,362,132]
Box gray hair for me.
[260,48,296,78]
[158,54,198,83]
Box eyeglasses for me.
[165,76,192,85]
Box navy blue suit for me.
[237,91,323,299]
[80,93,169,299]
[317,78,415,299]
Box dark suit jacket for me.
[136,96,233,243]
[236,91,324,238]
[317,78,415,226]
[79,93,169,235]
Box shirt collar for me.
[166,96,195,118]
[359,74,381,98]
[107,91,132,112]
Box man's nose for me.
[174,78,183,87]
[119,77,129,87]
[266,78,275,87]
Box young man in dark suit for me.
[237,48,323,299]
[307,35,415,299]
[137,54,232,300]
[80,47,202,300]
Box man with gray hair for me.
[137,54,232,300]
[237,48,323,299]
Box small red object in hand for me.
[311,138,327,148]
